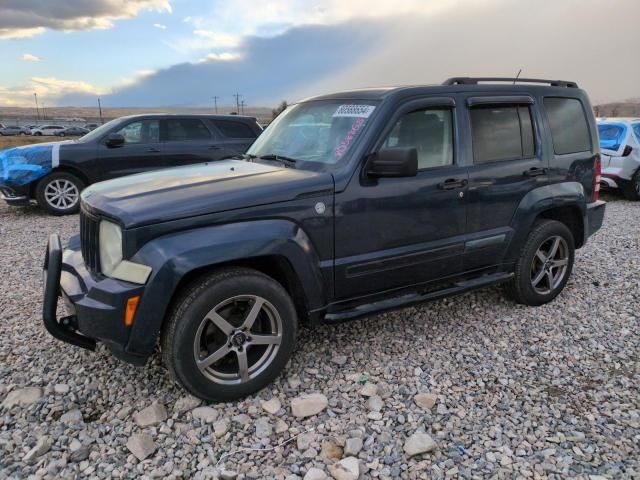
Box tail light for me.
[622,145,633,157]
[592,155,601,202]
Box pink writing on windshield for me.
[335,117,366,159]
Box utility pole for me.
[34,92,40,121]
[97,97,103,124]
[240,99,246,115]
[212,96,219,114]
[233,93,242,114]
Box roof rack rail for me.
[443,77,578,88]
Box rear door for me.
[160,117,226,166]
[210,119,259,156]
[597,121,629,168]
[97,118,162,180]
[462,95,548,271]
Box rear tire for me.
[35,172,84,215]
[162,267,298,402]
[622,170,640,201]
[504,219,575,306]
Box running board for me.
[324,272,513,323]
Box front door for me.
[334,98,468,301]
[98,118,162,180]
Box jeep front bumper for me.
[42,234,147,365]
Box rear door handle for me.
[146,147,160,153]
[438,178,468,190]
[523,167,547,177]
[208,145,223,150]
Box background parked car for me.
[59,126,89,137]
[0,113,263,214]
[32,125,66,136]
[84,123,100,131]
[597,118,640,200]
[0,125,31,136]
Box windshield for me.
[75,118,124,143]
[247,100,378,170]
[597,123,627,151]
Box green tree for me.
[271,100,288,120]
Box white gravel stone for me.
[291,393,328,418]
[261,397,282,415]
[403,432,437,457]
[255,417,273,438]
[2,387,43,408]
[53,383,70,394]
[126,433,156,461]
[191,406,219,423]
[297,432,315,450]
[328,457,359,480]
[23,436,52,463]
[344,437,363,456]
[59,408,84,424]
[304,467,328,480]
[366,395,383,412]
[173,395,202,413]
[358,383,377,397]
[134,403,168,427]
[413,392,437,410]
[213,419,230,438]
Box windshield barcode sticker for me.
[333,104,375,118]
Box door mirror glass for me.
[366,147,418,178]
[106,133,125,147]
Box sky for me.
[0,0,639,109]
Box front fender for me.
[503,182,587,262]
[125,219,326,356]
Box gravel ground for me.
[0,196,638,479]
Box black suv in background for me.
[43,78,605,401]
[0,114,262,214]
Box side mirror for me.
[105,133,125,148]
[366,147,418,178]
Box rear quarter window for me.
[633,123,640,143]
[543,98,591,154]
[213,120,256,139]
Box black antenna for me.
[513,69,522,84]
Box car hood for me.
[82,160,334,228]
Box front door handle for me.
[438,178,468,190]
[208,145,223,150]
[146,147,160,153]
[523,167,547,177]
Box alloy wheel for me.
[193,295,282,385]
[44,179,79,210]
[530,235,569,295]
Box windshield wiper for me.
[222,153,257,161]
[258,154,298,168]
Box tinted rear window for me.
[544,98,591,154]
[633,123,640,143]
[213,120,256,139]
[164,118,212,141]
[470,105,535,163]
[597,123,627,151]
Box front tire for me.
[35,172,84,215]
[504,219,575,306]
[162,268,298,402]
[622,170,640,201]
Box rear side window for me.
[632,123,640,143]
[470,105,535,163]
[213,120,256,139]
[543,98,591,154]
[597,123,627,151]
[163,118,212,141]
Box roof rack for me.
[443,77,578,88]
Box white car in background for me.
[31,125,66,136]
[597,118,640,200]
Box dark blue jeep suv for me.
[43,77,605,401]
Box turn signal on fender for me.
[125,296,140,326]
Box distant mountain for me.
[594,101,640,118]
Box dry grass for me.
[0,136,60,150]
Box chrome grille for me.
[80,208,100,272]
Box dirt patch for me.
[0,136,60,150]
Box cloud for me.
[0,0,172,39]
[21,53,41,62]
[153,23,167,30]
[0,76,108,107]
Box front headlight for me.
[99,220,123,276]
[99,220,152,284]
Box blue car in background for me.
[597,118,640,200]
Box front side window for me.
[597,123,627,151]
[544,98,591,154]
[470,105,535,163]
[116,120,160,144]
[213,120,256,139]
[383,108,453,169]
[163,118,212,141]
[247,100,378,169]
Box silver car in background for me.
[597,118,640,200]
[0,125,32,136]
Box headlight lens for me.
[99,220,123,276]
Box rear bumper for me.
[43,234,147,365]
[585,200,605,238]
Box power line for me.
[233,93,242,113]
